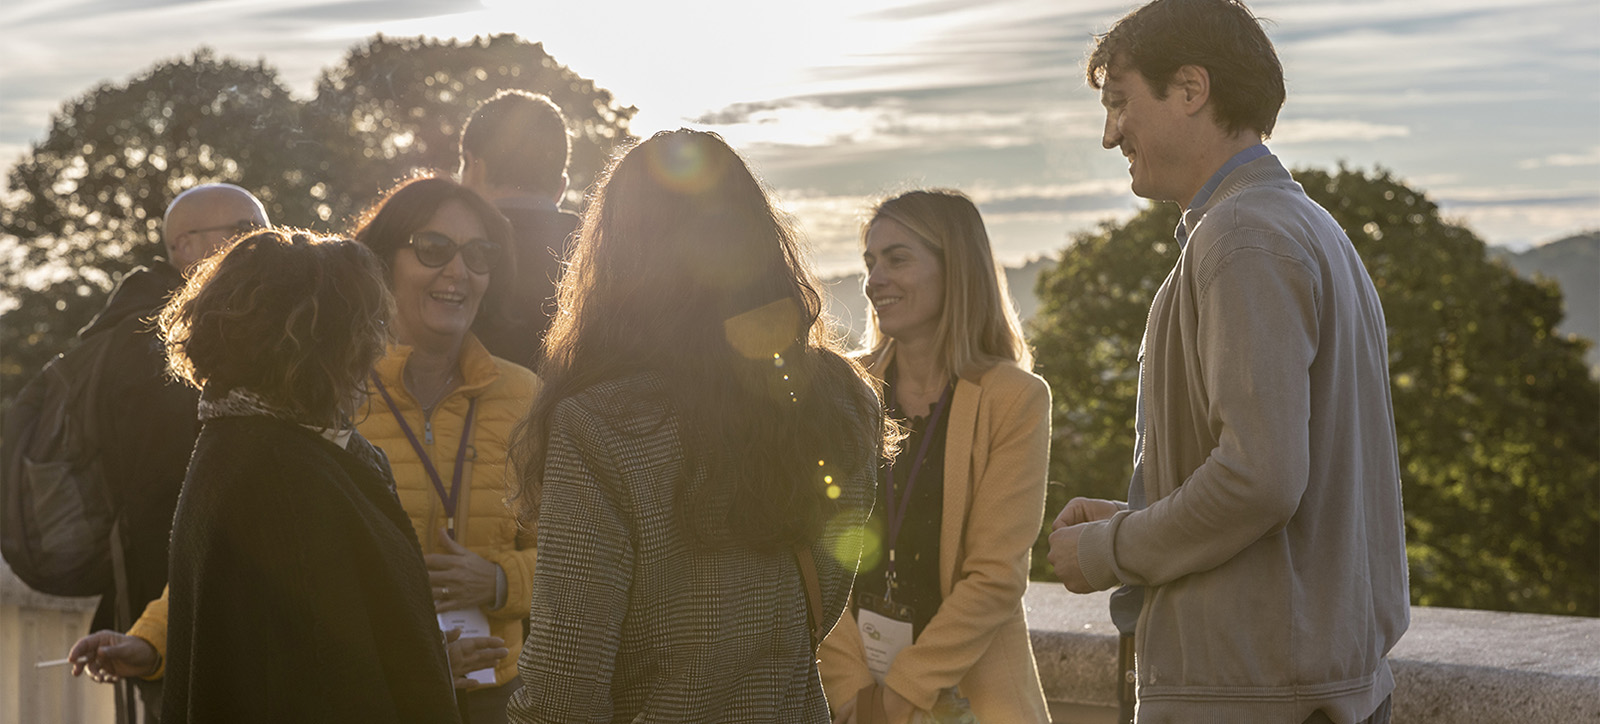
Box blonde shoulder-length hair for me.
[863,189,1032,379]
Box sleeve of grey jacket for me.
[1083,238,1320,589]
[507,398,632,723]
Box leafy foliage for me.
[303,34,635,225]
[2,36,634,405]
[1029,167,1599,617]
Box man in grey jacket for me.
[1046,1,1409,722]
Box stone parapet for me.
[1023,583,1600,723]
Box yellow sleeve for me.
[818,608,878,715]
[125,586,170,680]
[484,525,538,620]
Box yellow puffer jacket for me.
[362,335,540,686]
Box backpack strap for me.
[794,544,825,653]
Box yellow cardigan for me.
[129,336,539,686]
[818,348,1051,721]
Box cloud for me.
[1272,118,1412,143]
[1518,147,1600,170]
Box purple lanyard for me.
[371,373,477,538]
[884,383,953,584]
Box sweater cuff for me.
[1076,516,1124,591]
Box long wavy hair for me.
[863,189,1032,378]
[512,129,887,552]
[159,229,393,428]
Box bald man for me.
[70,183,267,724]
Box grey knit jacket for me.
[1077,154,1409,723]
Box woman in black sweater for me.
[156,229,460,723]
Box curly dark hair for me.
[159,229,393,428]
[1087,0,1285,139]
[512,129,890,552]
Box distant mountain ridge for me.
[824,233,1598,374]
[821,258,1052,346]
[1489,231,1599,372]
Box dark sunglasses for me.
[184,220,262,238]
[408,231,503,275]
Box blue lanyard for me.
[370,373,477,538]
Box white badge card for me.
[855,593,916,683]
[438,607,498,686]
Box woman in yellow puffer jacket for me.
[350,175,539,722]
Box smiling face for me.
[389,199,491,353]
[1099,64,1194,204]
[863,218,944,346]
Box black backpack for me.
[1,326,120,596]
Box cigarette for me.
[36,658,75,668]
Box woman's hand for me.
[882,687,918,724]
[67,631,158,682]
[426,528,500,611]
[832,685,921,724]
[444,628,509,690]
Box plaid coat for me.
[508,373,877,723]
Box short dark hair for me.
[459,90,570,196]
[349,173,517,323]
[1087,0,1285,139]
[160,229,393,428]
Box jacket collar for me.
[1180,152,1295,244]
[373,333,501,398]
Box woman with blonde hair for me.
[820,190,1051,723]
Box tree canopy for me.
[1,35,634,404]
[1030,166,1599,617]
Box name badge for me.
[856,592,916,682]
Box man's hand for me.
[1049,523,1097,593]
[426,528,500,612]
[68,631,159,682]
[1052,496,1121,530]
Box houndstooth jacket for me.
[508,373,877,723]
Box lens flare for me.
[645,133,723,196]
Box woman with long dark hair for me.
[818,190,1051,723]
[505,130,886,723]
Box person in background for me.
[68,183,267,723]
[459,90,581,367]
[156,229,459,722]
[1047,1,1408,722]
[819,190,1051,723]
[505,129,885,723]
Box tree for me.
[2,36,635,407]
[1,49,314,401]
[303,34,635,225]
[1030,166,1599,617]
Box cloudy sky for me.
[2,0,1596,275]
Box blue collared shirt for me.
[1110,144,1272,635]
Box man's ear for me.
[459,151,487,189]
[556,171,569,204]
[1173,64,1212,117]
